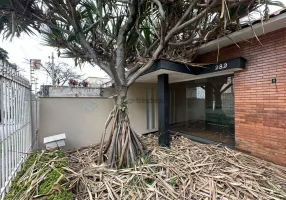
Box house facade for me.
[195,28,286,165]
[38,10,286,166]
[134,10,286,165]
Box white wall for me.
[39,83,159,149]
[39,97,114,149]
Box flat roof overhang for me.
[136,57,246,83]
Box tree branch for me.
[83,21,100,33]
[170,2,218,38]
[127,42,164,86]
[152,0,165,20]
[169,37,202,47]
[125,65,140,78]
[77,33,117,82]
[174,0,200,28]
[142,38,158,57]
[116,0,139,85]
[127,1,215,85]
[220,83,233,94]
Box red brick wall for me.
[196,28,286,166]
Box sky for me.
[0,1,285,90]
[0,35,109,89]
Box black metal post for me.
[158,74,170,147]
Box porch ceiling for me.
[136,68,240,83]
[136,57,246,83]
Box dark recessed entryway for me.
[171,75,235,147]
[137,57,245,147]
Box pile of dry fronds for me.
[4,150,72,200]
[65,135,286,200]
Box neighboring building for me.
[85,77,111,88]
[38,85,112,97]
[39,10,286,166]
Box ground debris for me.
[65,135,286,200]
[4,149,72,200]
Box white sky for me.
[0,35,109,87]
[0,1,285,89]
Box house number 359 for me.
[215,63,227,70]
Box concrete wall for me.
[128,82,187,131]
[127,83,158,134]
[48,87,101,97]
[31,98,40,149]
[170,82,187,123]
[39,83,159,149]
[39,97,114,149]
[38,82,191,149]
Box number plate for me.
[215,63,228,71]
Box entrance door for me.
[185,75,235,146]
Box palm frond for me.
[0,47,9,60]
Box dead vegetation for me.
[4,150,72,200]
[65,135,286,200]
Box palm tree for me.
[1,0,284,168]
[0,47,9,61]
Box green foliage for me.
[0,0,37,39]
[46,191,73,200]
[4,150,72,200]
[0,47,9,60]
[141,154,153,164]
[38,169,64,194]
[144,178,155,185]
[169,178,178,187]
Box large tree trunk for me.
[98,86,145,169]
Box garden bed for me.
[5,135,286,199]
[65,135,286,199]
[4,150,72,200]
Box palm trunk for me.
[98,86,145,169]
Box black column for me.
[158,74,170,147]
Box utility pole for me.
[30,60,35,92]
[51,52,55,86]
[35,78,38,93]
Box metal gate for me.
[0,60,32,199]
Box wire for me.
[20,45,30,59]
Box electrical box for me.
[43,133,66,149]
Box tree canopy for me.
[1,0,284,86]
